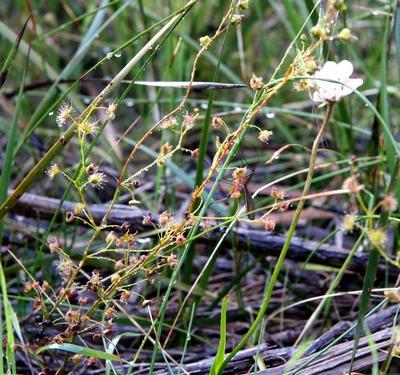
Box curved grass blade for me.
[209,296,228,375]
[0,15,31,89]
[0,29,32,375]
[36,343,123,362]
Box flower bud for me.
[310,26,326,39]
[199,36,211,48]
[238,0,249,10]
[338,28,351,42]
[250,73,264,90]
[334,0,347,11]
[231,14,244,26]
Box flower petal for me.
[318,61,338,77]
[312,60,363,102]
[347,78,363,90]
[337,60,353,79]
[312,91,324,102]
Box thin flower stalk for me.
[0,9,191,221]
[217,102,335,373]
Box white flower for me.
[312,60,363,103]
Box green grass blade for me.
[348,248,380,372]
[0,15,31,89]
[0,265,16,374]
[209,296,228,375]
[0,31,31,375]
[36,343,123,362]
[395,2,400,76]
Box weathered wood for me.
[9,190,154,230]
[259,328,391,375]
[233,227,397,275]
[152,306,398,375]
[8,190,398,274]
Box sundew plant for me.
[0,1,400,374]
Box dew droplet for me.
[106,52,113,59]
[114,52,122,58]
[266,112,276,119]
[126,99,134,107]
[48,111,54,116]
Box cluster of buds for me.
[86,270,103,293]
[342,175,362,194]
[56,102,74,127]
[160,116,177,130]
[175,234,186,246]
[183,109,199,129]
[116,232,136,249]
[270,186,286,200]
[380,193,398,212]
[156,142,173,166]
[120,290,132,304]
[250,74,264,91]
[262,216,276,232]
[66,309,81,325]
[212,116,225,130]
[105,102,117,120]
[57,257,75,281]
[104,305,117,319]
[159,210,174,228]
[167,254,178,269]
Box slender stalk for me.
[0,8,192,221]
[217,102,335,373]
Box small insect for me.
[229,165,255,220]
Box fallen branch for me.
[153,305,398,374]
[8,191,398,274]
